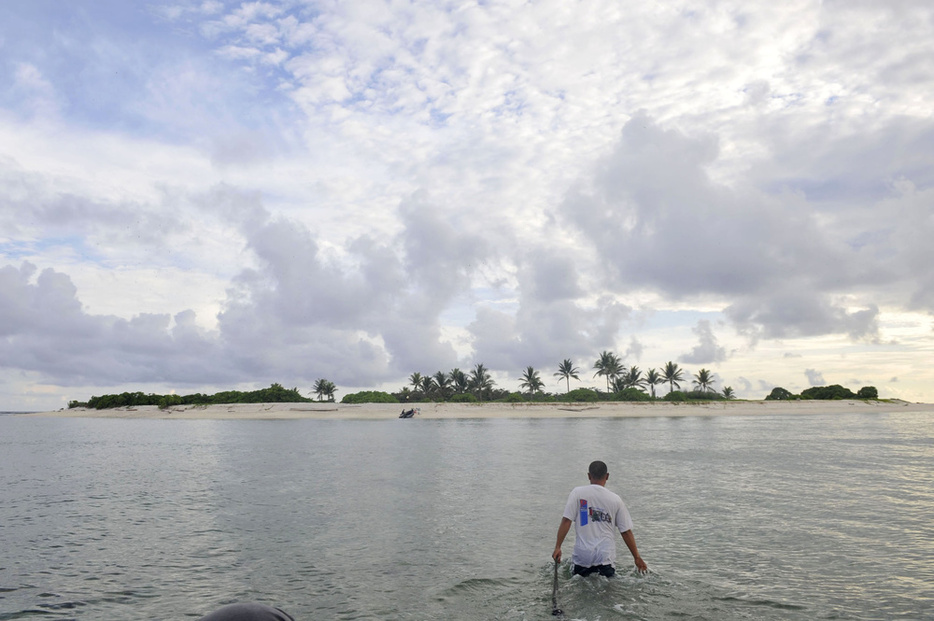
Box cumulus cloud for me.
[805,368,827,386]
[679,320,728,365]
[564,112,895,344]
[0,262,228,386]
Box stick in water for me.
[552,559,563,616]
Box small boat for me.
[399,408,419,418]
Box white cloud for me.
[805,368,827,386]
[680,320,728,365]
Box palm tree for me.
[519,366,545,396]
[433,371,452,400]
[622,365,645,390]
[593,351,622,392]
[469,363,494,400]
[661,361,684,394]
[722,386,735,400]
[312,378,330,402]
[409,372,423,397]
[553,359,581,393]
[420,375,436,399]
[693,368,715,393]
[323,380,337,402]
[644,368,662,398]
[450,368,469,394]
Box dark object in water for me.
[552,559,563,616]
[198,602,294,621]
[399,408,418,418]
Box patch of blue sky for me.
[847,227,896,256]
[763,176,893,203]
[429,107,452,127]
[0,235,105,265]
[643,309,723,331]
[1,2,302,145]
[494,89,528,118]
[0,240,36,261]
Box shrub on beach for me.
[765,387,796,401]
[450,393,479,403]
[857,386,878,399]
[341,391,399,404]
[503,392,526,402]
[800,384,856,400]
[684,390,724,401]
[565,388,600,402]
[158,394,183,409]
[611,388,652,402]
[663,391,687,402]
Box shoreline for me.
[20,399,934,420]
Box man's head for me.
[587,460,609,485]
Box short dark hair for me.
[588,460,608,479]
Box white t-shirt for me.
[562,484,634,568]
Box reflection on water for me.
[0,411,932,620]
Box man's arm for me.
[552,517,572,562]
[620,529,647,573]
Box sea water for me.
[0,411,931,620]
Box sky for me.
[2,0,934,411]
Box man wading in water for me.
[552,460,648,576]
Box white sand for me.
[23,399,934,420]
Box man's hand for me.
[553,517,571,565]
[633,555,647,573]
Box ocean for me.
[1,411,931,620]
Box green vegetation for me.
[765,387,796,401]
[313,378,337,402]
[68,353,885,411]
[801,384,856,400]
[565,388,601,402]
[69,383,311,410]
[341,391,398,404]
[612,388,653,402]
[593,351,623,392]
[518,366,545,396]
[766,384,880,401]
[554,359,581,393]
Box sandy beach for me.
[24,399,934,420]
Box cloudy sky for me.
[2,0,933,410]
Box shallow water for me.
[1,411,931,620]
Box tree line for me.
[765,384,878,401]
[337,354,734,404]
[69,383,311,410]
[69,360,882,410]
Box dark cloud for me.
[561,111,837,299]
[214,189,485,383]
[562,112,905,340]
[726,294,879,342]
[0,185,494,389]
[0,262,232,386]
